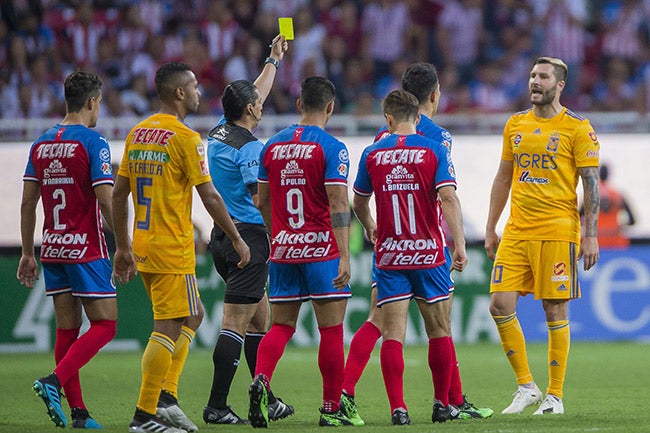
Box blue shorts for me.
[43,259,116,298]
[268,258,351,302]
[375,247,454,307]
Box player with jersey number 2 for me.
[247,76,353,428]
[19,71,116,429]
[353,89,468,425]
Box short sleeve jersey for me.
[207,117,264,225]
[24,124,113,263]
[501,107,600,243]
[354,134,456,270]
[118,113,211,273]
[258,125,349,263]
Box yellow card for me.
[278,17,294,40]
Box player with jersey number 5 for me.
[19,71,116,429]
[112,62,250,433]
[485,57,600,416]
[353,89,468,426]
[247,76,353,428]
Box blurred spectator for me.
[201,0,240,63]
[599,0,647,68]
[116,4,149,64]
[469,60,514,113]
[592,57,641,111]
[533,0,588,98]
[63,1,106,68]
[437,0,485,85]
[120,74,151,117]
[290,7,327,85]
[361,0,410,81]
[327,0,363,57]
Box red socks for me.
[254,323,295,384]
[380,339,405,412]
[55,327,84,408]
[318,324,344,410]
[54,320,116,387]
[448,339,464,406]
[342,321,381,396]
[428,336,453,406]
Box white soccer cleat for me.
[157,404,198,432]
[533,394,564,415]
[501,383,543,414]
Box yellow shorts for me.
[489,239,580,300]
[140,272,202,320]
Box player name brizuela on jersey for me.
[24,124,114,263]
[354,134,456,270]
[258,125,349,264]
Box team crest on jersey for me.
[546,132,560,152]
[338,149,349,163]
[513,133,522,148]
[200,160,209,176]
[101,162,112,175]
[338,163,348,177]
[197,143,205,156]
[99,148,110,162]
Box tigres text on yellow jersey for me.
[118,113,211,273]
[501,107,599,243]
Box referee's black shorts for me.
[209,222,270,304]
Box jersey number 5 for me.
[136,177,152,230]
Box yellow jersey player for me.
[485,57,599,416]
[112,62,249,433]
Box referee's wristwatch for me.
[264,57,280,69]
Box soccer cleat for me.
[501,383,543,414]
[319,408,354,427]
[533,394,564,415]
[203,405,249,424]
[431,400,459,423]
[129,408,187,433]
[71,408,103,429]
[457,395,494,419]
[248,375,269,428]
[390,409,412,426]
[339,393,364,426]
[33,373,67,428]
[268,397,294,421]
[156,391,198,432]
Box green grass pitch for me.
[1,341,648,432]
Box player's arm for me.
[254,34,288,104]
[256,182,272,232]
[111,174,137,284]
[484,159,513,260]
[196,181,250,268]
[438,185,467,272]
[17,181,40,288]
[352,193,377,245]
[578,166,599,270]
[327,184,351,289]
[94,184,114,231]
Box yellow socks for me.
[138,332,175,414]
[493,313,533,384]
[162,326,195,398]
[547,320,570,398]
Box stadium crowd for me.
[2,0,650,120]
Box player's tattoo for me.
[579,166,600,237]
[331,211,351,228]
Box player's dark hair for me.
[401,62,439,105]
[534,57,568,82]
[155,62,193,101]
[300,76,336,112]
[222,80,259,122]
[382,89,419,123]
[64,71,102,113]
